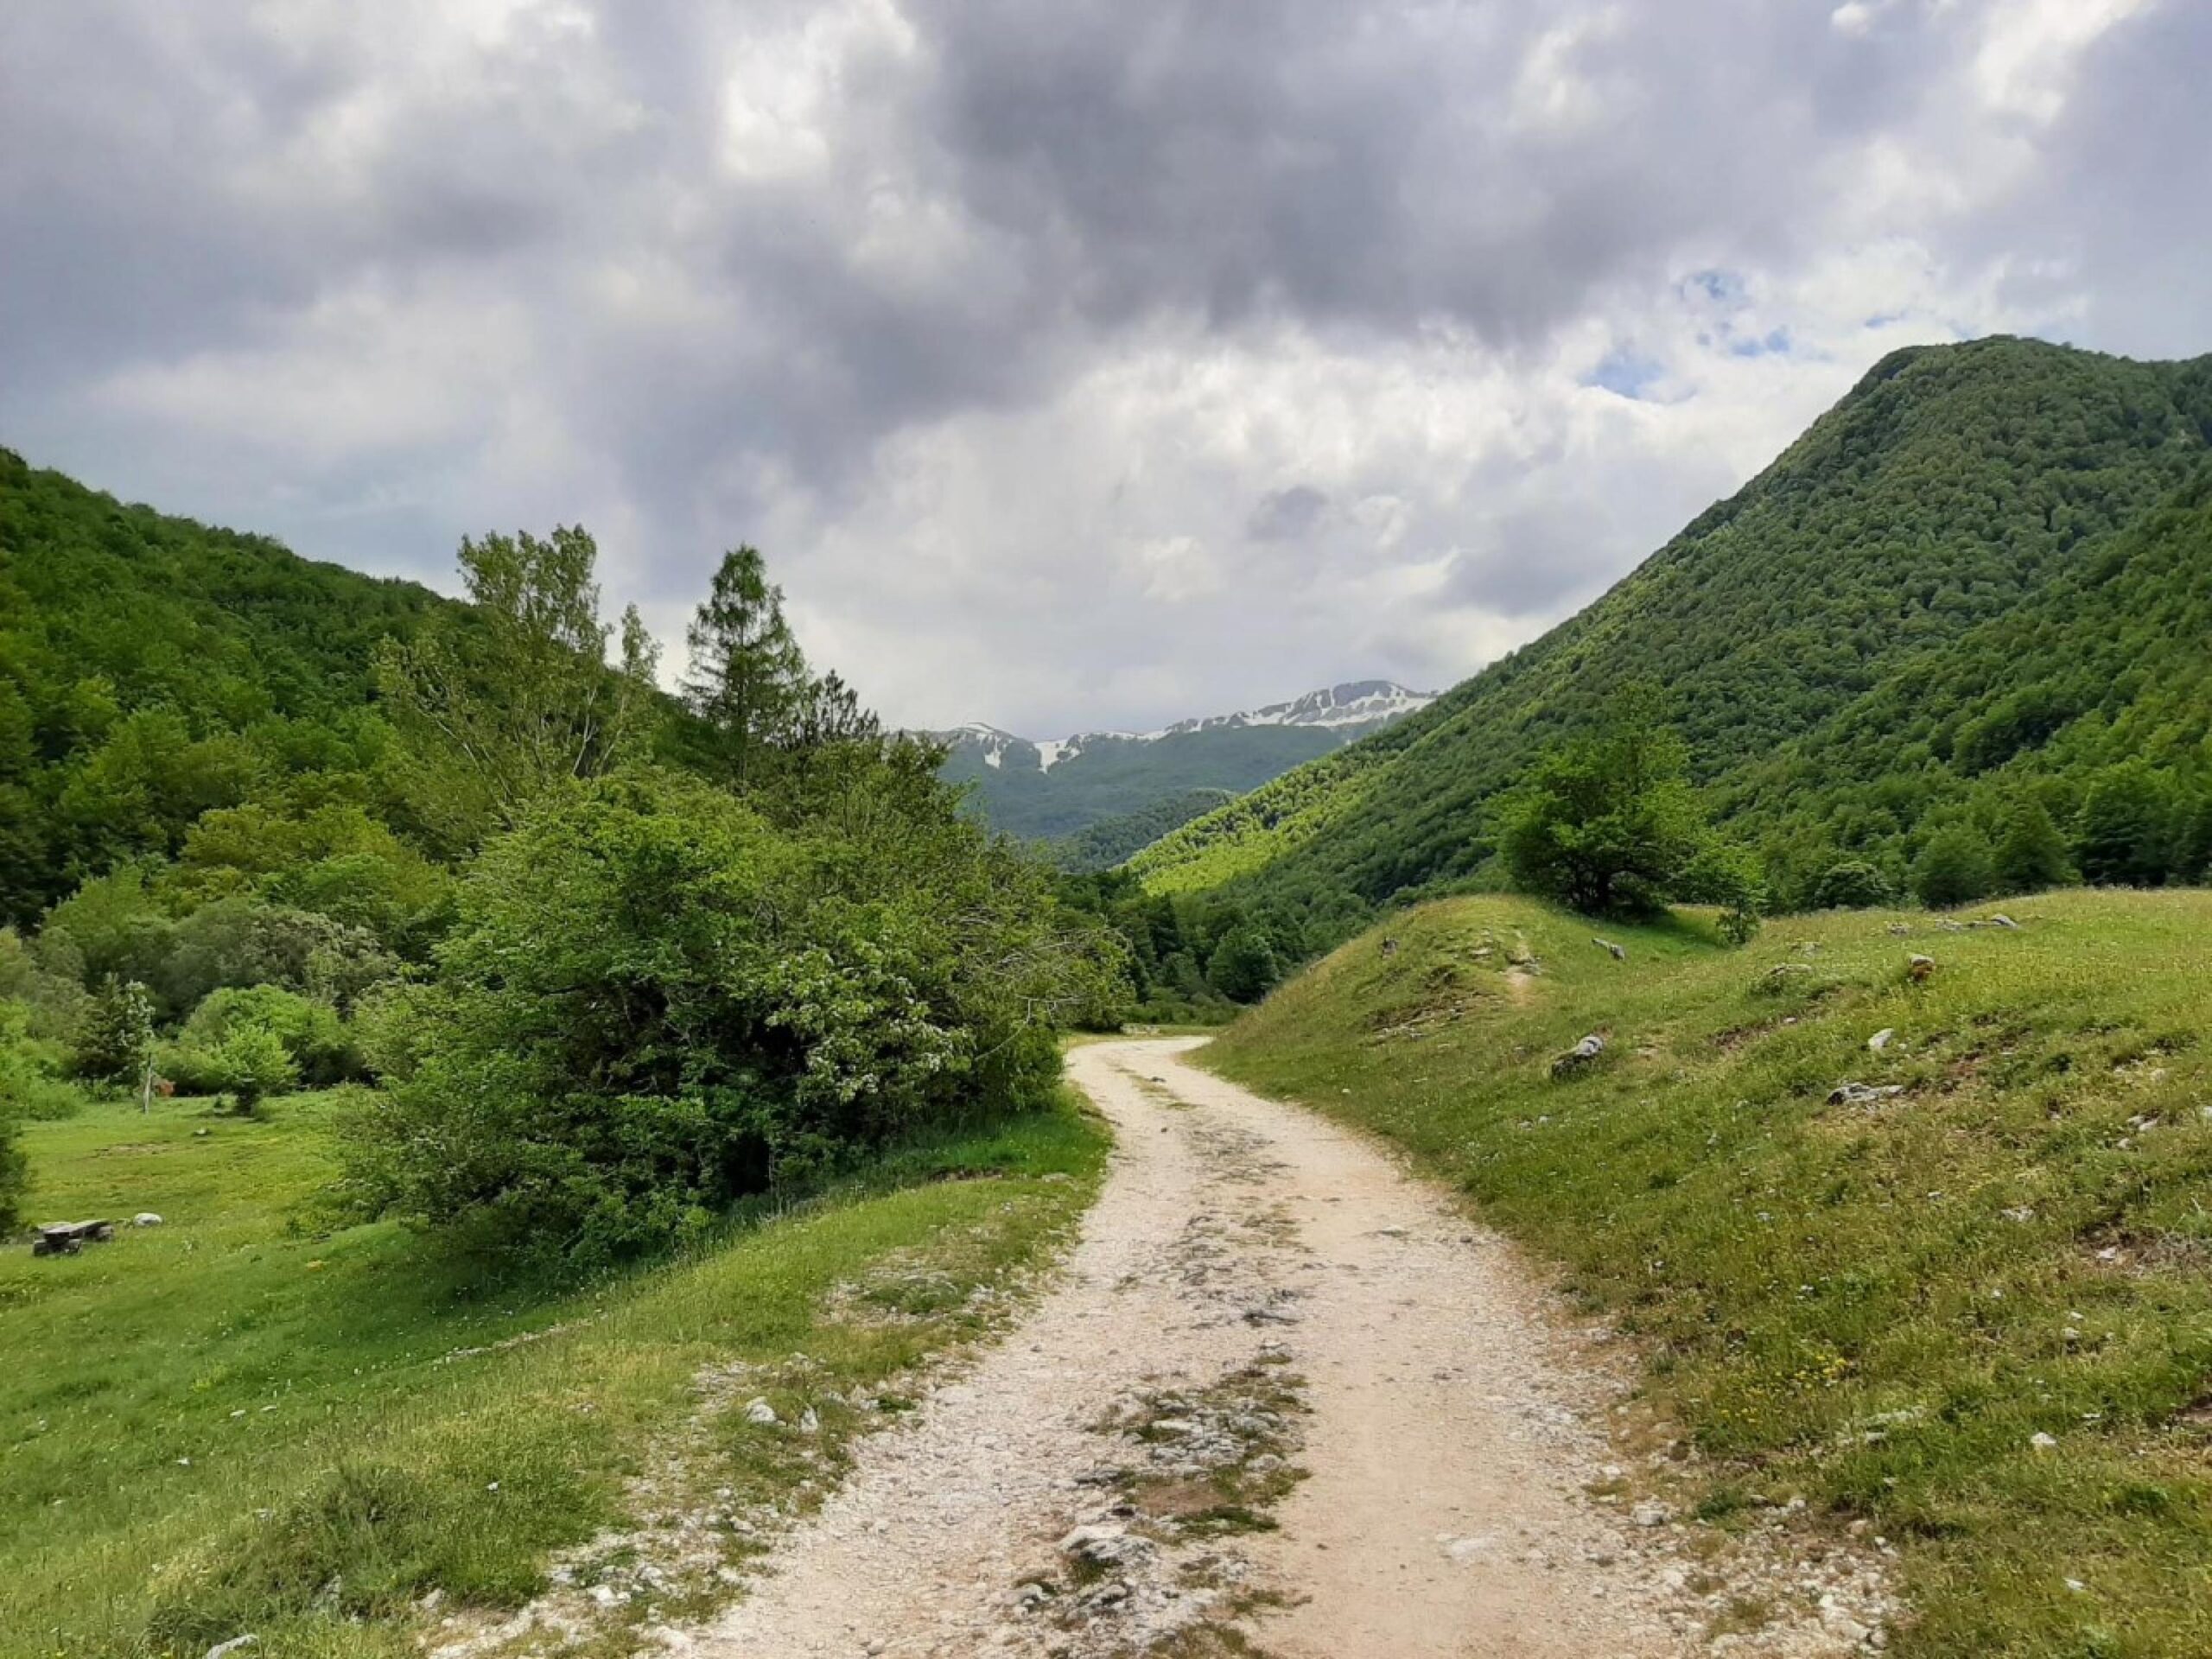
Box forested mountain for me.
[931,680,1432,841]
[1131,337,2212,944]
[1046,787,1237,873]
[0,448,459,923]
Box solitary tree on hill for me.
[1501,685,1705,916]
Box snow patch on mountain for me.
[925,681,1433,772]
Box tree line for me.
[0,465,1120,1256]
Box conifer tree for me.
[1993,796,2071,894]
[682,547,812,786]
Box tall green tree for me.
[375,527,660,847]
[1206,920,1281,1002]
[1993,795,2072,894]
[682,547,813,786]
[1912,823,1996,909]
[2075,764,2173,887]
[77,976,156,1105]
[1501,689,1705,916]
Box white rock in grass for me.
[135,1212,164,1226]
[744,1398,779,1426]
[2030,1432,2058,1451]
[1866,1030,1894,1053]
[205,1638,259,1659]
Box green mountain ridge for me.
[930,679,1432,842]
[0,448,462,922]
[1132,336,2212,938]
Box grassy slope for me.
[2,1088,1105,1658]
[1133,338,2212,918]
[1205,890,2212,1657]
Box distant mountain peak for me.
[925,681,1433,773]
[1152,680,1433,739]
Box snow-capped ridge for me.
[925,681,1433,772]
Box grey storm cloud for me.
[1248,486,1330,543]
[2,0,2207,734]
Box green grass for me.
[1,1086,1106,1658]
[1205,888,2212,1658]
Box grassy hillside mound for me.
[1,1085,1103,1658]
[1206,890,2212,1656]
[1134,338,2212,931]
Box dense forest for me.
[1132,337,2212,963]
[0,449,457,925]
[0,454,1119,1254]
[1046,786,1236,873]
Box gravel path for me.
[680,1038,1886,1658]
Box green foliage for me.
[2076,762,2177,887]
[373,525,661,850]
[168,984,359,1092]
[1679,838,1768,945]
[0,447,455,925]
[0,1074,1103,1656]
[680,545,813,785]
[176,802,453,954]
[74,976,155,1087]
[1135,339,2212,937]
[1910,823,1996,908]
[337,766,1112,1263]
[158,897,401,1019]
[1812,858,1895,910]
[1047,788,1236,873]
[0,997,79,1122]
[1205,921,1281,1003]
[1,458,1124,1268]
[0,1115,21,1232]
[1052,867,1306,1021]
[204,1021,300,1116]
[1501,689,1707,916]
[1993,794,2073,893]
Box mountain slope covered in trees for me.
[1132,337,2212,944]
[0,448,461,923]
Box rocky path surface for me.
[683,1038,1888,1658]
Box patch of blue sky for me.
[1683,268,1749,307]
[1728,326,1793,358]
[1586,348,1670,399]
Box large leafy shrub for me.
[338,766,1115,1263]
[164,985,359,1093]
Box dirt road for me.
[689,1038,1885,1657]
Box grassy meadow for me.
[1205,888,2212,1658]
[0,1086,1105,1659]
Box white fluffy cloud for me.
[1,0,2202,734]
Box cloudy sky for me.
[3,0,2205,735]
